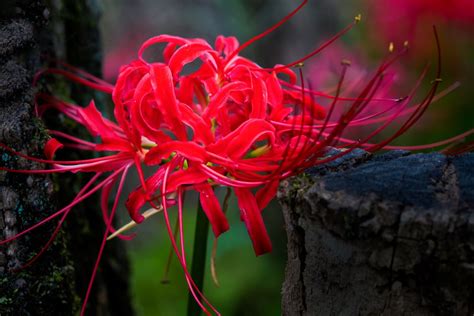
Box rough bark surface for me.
[0,1,133,315]
[0,1,79,315]
[279,150,474,316]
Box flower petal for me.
[165,165,209,193]
[266,73,283,107]
[125,189,146,224]
[168,43,213,79]
[234,188,272,256]
[250,76,268,119]
[149,64,187,140]
[256,180,279,210]
[275,65,297,85]
[138,35,189,61]
[208,119,275,160]
[129,72,172,143]
[79,100,114,137]
[195,183,230,237]
[178,102,214,145]
[125,167,166,223]
[145,141,208,165]
[112,65,144,148]
[215,35,239,57]
[44,138,63,160]
[203,81,248,120]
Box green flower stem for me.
[187,202,209,316]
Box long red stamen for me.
[53,60,115,87]
[34,68,114,94]
[81,165,131,316]
[12,172,103,271]
[100,176,136,241]
[0,141,131,166]
[0,155,131,174]
[156,165,218,315]
[282,68,311,177]
[364,28,442,152]
[48,130,97,149]
[293,63,348,174]
[332,129,474,151]
[256,20,358,72]
[0,170,121,245]
[280,80,400,103]
[177,187,205,312]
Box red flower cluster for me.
[2,1,472,315]
[117,33,331,252]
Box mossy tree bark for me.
[0,1,133,315]
[279,150,474,316]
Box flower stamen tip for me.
[396,96,408,102]
[389,42,395,53]
[341,59,352,66]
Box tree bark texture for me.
[279,150,474,316]
[0,1,133,315]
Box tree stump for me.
[279,150,474,316]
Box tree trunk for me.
[0,1,133,315]
[279,150,474,316]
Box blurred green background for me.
[98,0,473,315]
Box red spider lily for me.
[1,1,473,315]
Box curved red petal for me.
[256,180,280,210]
[195,183,230,237]
[226,120,276,159]
[44,138,64,160]
[215,35,239,57]
[208,119,275,159]
[138,35,189,61]
[165,166,209,193]
[250,76,268,119]
[145,141,208,165]
[149,64,187,140]
[203,81,247,120]
[234,188,272,256]
[178,103,214,144]
[168,43,213,78]
[266,73,283,107]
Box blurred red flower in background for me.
[368,0,474,47]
